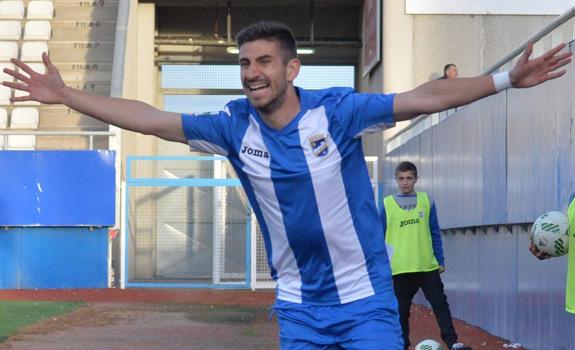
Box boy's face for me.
[395,170,418,195]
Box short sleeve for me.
[335,92,396,138]
[181,108,232,156]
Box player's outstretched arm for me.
[393,43,572,121]
[2,53,186,143]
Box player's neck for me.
[259,86,301,130]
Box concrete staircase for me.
[0,0,119,149]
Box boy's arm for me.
[429,198,445,270]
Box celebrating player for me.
[2,21,571,349]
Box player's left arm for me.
[429,198,445,272]
[393,43,572,121]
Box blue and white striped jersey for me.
[182,87,396,305]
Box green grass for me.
[0,301,84,342]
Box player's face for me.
[239,39,299,114]
[395,171,418,195]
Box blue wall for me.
[0,150,115,226]
[0,150,115,289]
[0,227,109,289]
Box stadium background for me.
[1,0,574,349]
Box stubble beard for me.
[254,83,288,117]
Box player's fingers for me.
[10,94,32,103]
[42,52,57,72]
[541,42,567,60]
[541,70,566,82]
[2,81,30,91]
[545,61,570,77]
[545,52,572,69]
[549,57,572,72]
[553,51,573,62]
[10,58,36,76]
[522,42,534,61]
[3,68,32,84]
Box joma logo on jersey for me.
[241,145,269,158]
[308,133,329,157]
[399,218,420,228]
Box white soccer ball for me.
[414,339,444,350]
[531,211,570,257]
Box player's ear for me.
[286,58,300,83]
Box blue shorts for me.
[274,293,404,350]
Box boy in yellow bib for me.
[529,193,575,315]
[381,161,471,350]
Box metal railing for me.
[0,130,115,150]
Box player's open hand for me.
[509,42,572,88]
[529,242,551,260]
[2,52,66,105]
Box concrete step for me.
[2,105,109,130]
[0,19,116,41]
[36,135,109,149]
[39,106,108,129]
[55,62,112,82]
[47,41,115,63]
[50,20,117,41]
[53,0,119,21]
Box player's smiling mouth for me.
[247,82,270,92]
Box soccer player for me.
[381,161,471,350]
[2,21,571,350]
[529,193,575,315]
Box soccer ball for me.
[531,211,570,257]
[415,339,444,350]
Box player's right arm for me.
[2,53,186,144]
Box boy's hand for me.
[529,242,551,260]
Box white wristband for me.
[492,71,512,92]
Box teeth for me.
[249,83,268,91]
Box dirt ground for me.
[0,289,524,350]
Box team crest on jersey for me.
[308,133,329,157]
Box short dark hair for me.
[443,63,456,75]
[395,161,418,177]
[236,21,298,62]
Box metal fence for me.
[121,156,273,289]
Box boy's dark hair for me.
[395,161,418,177]
[236,21,298,63]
